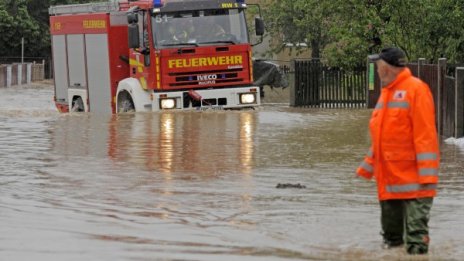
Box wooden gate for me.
[293,60,367,108]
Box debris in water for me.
[276,183,306,189]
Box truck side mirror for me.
[255,17,264,36]
[128,23,140,48]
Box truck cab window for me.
[152,9,249,48]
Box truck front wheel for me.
[117,91,135,113]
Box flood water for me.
[1,83,463,261]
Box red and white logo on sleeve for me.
[393,90,407,100]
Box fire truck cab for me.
[49,0,264,113]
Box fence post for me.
[17,64,22,85]
[44,59,48,80]
[437,58,447,137]
[289,60,296,107]
[6,65,12,87]
[27,63,32,84]
[418,58,426,78]
[366,60,376,108]
[456,67,464,138]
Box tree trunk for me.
[311,39,320,58]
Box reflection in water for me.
[1,84,464,260]
[240,112,254,174]
[105,111,257,176]
[159,113,174,174]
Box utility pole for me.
[21,37,24,64]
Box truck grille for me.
[168,68,244,87]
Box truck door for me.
[67,34,87,90]
[130,11,151,90]
[67,34,88,111]
[51,35,69,105]
[85,33,112,114]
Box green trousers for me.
[380,197,433,254]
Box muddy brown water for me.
[1,84,463,261]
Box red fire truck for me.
[49,0,264,113]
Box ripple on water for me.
[0,85,463,260]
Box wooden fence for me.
[292,60,366,108]
[0,62,45,88]
[291,58,463,138]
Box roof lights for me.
[153,0,163,8]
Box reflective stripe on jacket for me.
[356,68,439,200]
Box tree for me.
[0,0,43,57]
[263,0,464,69]
[0,0,102,59]
[322,0,375,69]
[264,0,335,59]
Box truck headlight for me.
[160,98,176,109]
[240,93,256,104]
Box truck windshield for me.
[152,9,249,48]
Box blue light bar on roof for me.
[153,0,163,8]
[236,0,245,3]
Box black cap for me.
[368,47,407,67]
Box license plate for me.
[196,105,224,111]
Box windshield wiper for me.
[161,42,199,47]
[198,41,236,45]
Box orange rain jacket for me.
[357,68,439,200]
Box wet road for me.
[1,84,463,261]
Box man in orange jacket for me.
[357,47,439,255]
